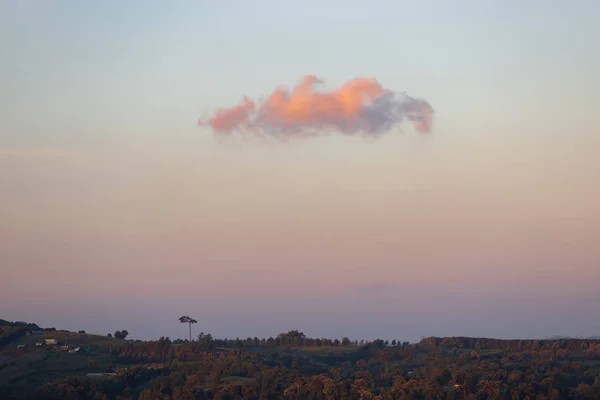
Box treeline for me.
[170,330,410,349]
[160,330,600,356]
[113,331,600,365]
[115,332,397,364]
[419,336,600,358]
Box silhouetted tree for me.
[114,330,129,339]
[179,316,197,341]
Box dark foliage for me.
[1,323,600,400]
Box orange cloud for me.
[200,75,433,138]
[202,96,255,133]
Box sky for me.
[1,0,599,342]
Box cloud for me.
[199,75,433,139]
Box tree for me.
[114,330,128,339]
[179,316,197,342]
[377,349,390,376]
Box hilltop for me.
[1,319,600,399]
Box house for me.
[35,342,43,346]
[17,345,26,349]
[45,339,59,345]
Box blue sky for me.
[3,0,599,145]
[1,1,599,341]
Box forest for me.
[1,319,600,399]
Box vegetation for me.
[1,320,599,399]
[114,331,130,340]
[0,320,42,348]
[178,317,198,343]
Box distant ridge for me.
[547,335,600,340]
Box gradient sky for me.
[1,0,599,342]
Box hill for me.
[1,320,599,399]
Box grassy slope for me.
[0,331,127,397]
[13,331,127,349]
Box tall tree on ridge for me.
[179,316,197,342]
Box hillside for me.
[1,320,599,399]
